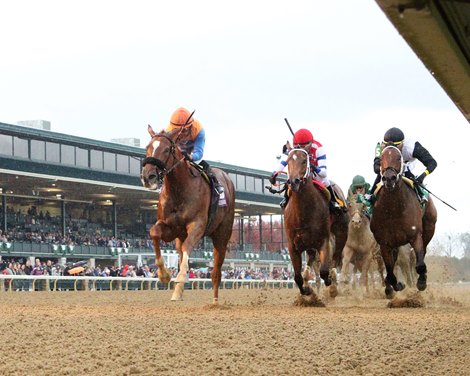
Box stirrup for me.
[215,184,224,195]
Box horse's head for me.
[380,145,403,190]
[140,125,185,190]
[286,148,310,192]
[347,195,367,229]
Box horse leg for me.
[411,237,427,291]
[380,246,403,298]
[302,256,312,291]
[361,252,373,293]
[312,254,321,293]
[290,248,311,295]
[171,239,187,301]
[211,237,228,305]
[375,248,386,287]
[340,245,353,286]
[150,223,171,283]
[318,239,331,287]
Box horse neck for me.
[163,161,191,201]
[290,181,324,209]
[378,179,412,210]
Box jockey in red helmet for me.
[271,128,342,212]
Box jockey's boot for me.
[199,160,224,194]
[416,186,427,204]
[364,192,376,206]
[327,185,341,214]
[280,191,289,209]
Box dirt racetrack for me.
[1,283,469,376]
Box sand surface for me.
[1,283,469,376]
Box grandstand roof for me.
[0,122,282,217]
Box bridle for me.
[142,133,186,184]
[380,145,404,179]
[287,148,310,182]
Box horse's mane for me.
[155,128,192,147]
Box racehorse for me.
[140,125,235,304]
[370,145,437,298]
[341,195,384,292]
[283,148,338,300]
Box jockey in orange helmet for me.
[271,128,342,212]
[166,107,223,194]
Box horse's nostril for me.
[293,178,300,185]
[148,173,157,181]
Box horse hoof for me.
[385,285,395,299]
[171,296,183,301]
[329,284,338,298]
[395,282,405,291]
[417,274,427,291]
[302,286,313,296]
[158,271,171,284]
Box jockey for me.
[365,127,437,204]
[166,107,224,194]
[347,175,372,216]
[347,175,370,202]
[270,128,342,212]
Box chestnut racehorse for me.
[370,146,437,298]
[284,148,339,300]
[140,126,235,304]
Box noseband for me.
[142,134,185,182]
[380,146,404,179]
[287,148,310,182]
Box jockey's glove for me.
[269,173,277,185]
[182,151,192,161]
[415,172,427,185]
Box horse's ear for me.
[148,124,156,137]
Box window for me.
[13,137,28,158]
[254,177,263,193]
[0,135,13,156]
[46,142,60,163]
[103,152,116,171]
[90,150,103,169]
[61,144,75,165]
[245,176,254,192]
[236,174,245,190]
[116,154,129,173]
[76,147,88,168]
[31,140,45,160]
[129,156,140,175]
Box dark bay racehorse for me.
[370,146,437,298]
[140,126,235,304]
[284,148,338,300]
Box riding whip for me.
[284,118,295,137]
[418,184,457,211]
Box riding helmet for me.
[383,127,405,144]
[293,129,313,145]
[170,107,194,127]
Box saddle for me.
[189,161,224,235]
[374,177,428,208]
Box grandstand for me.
[0,121,290,269]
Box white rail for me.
[0,275,298,292]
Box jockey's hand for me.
[182,151,192,161]
[269,173,277,185]
[415,172,426,185]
